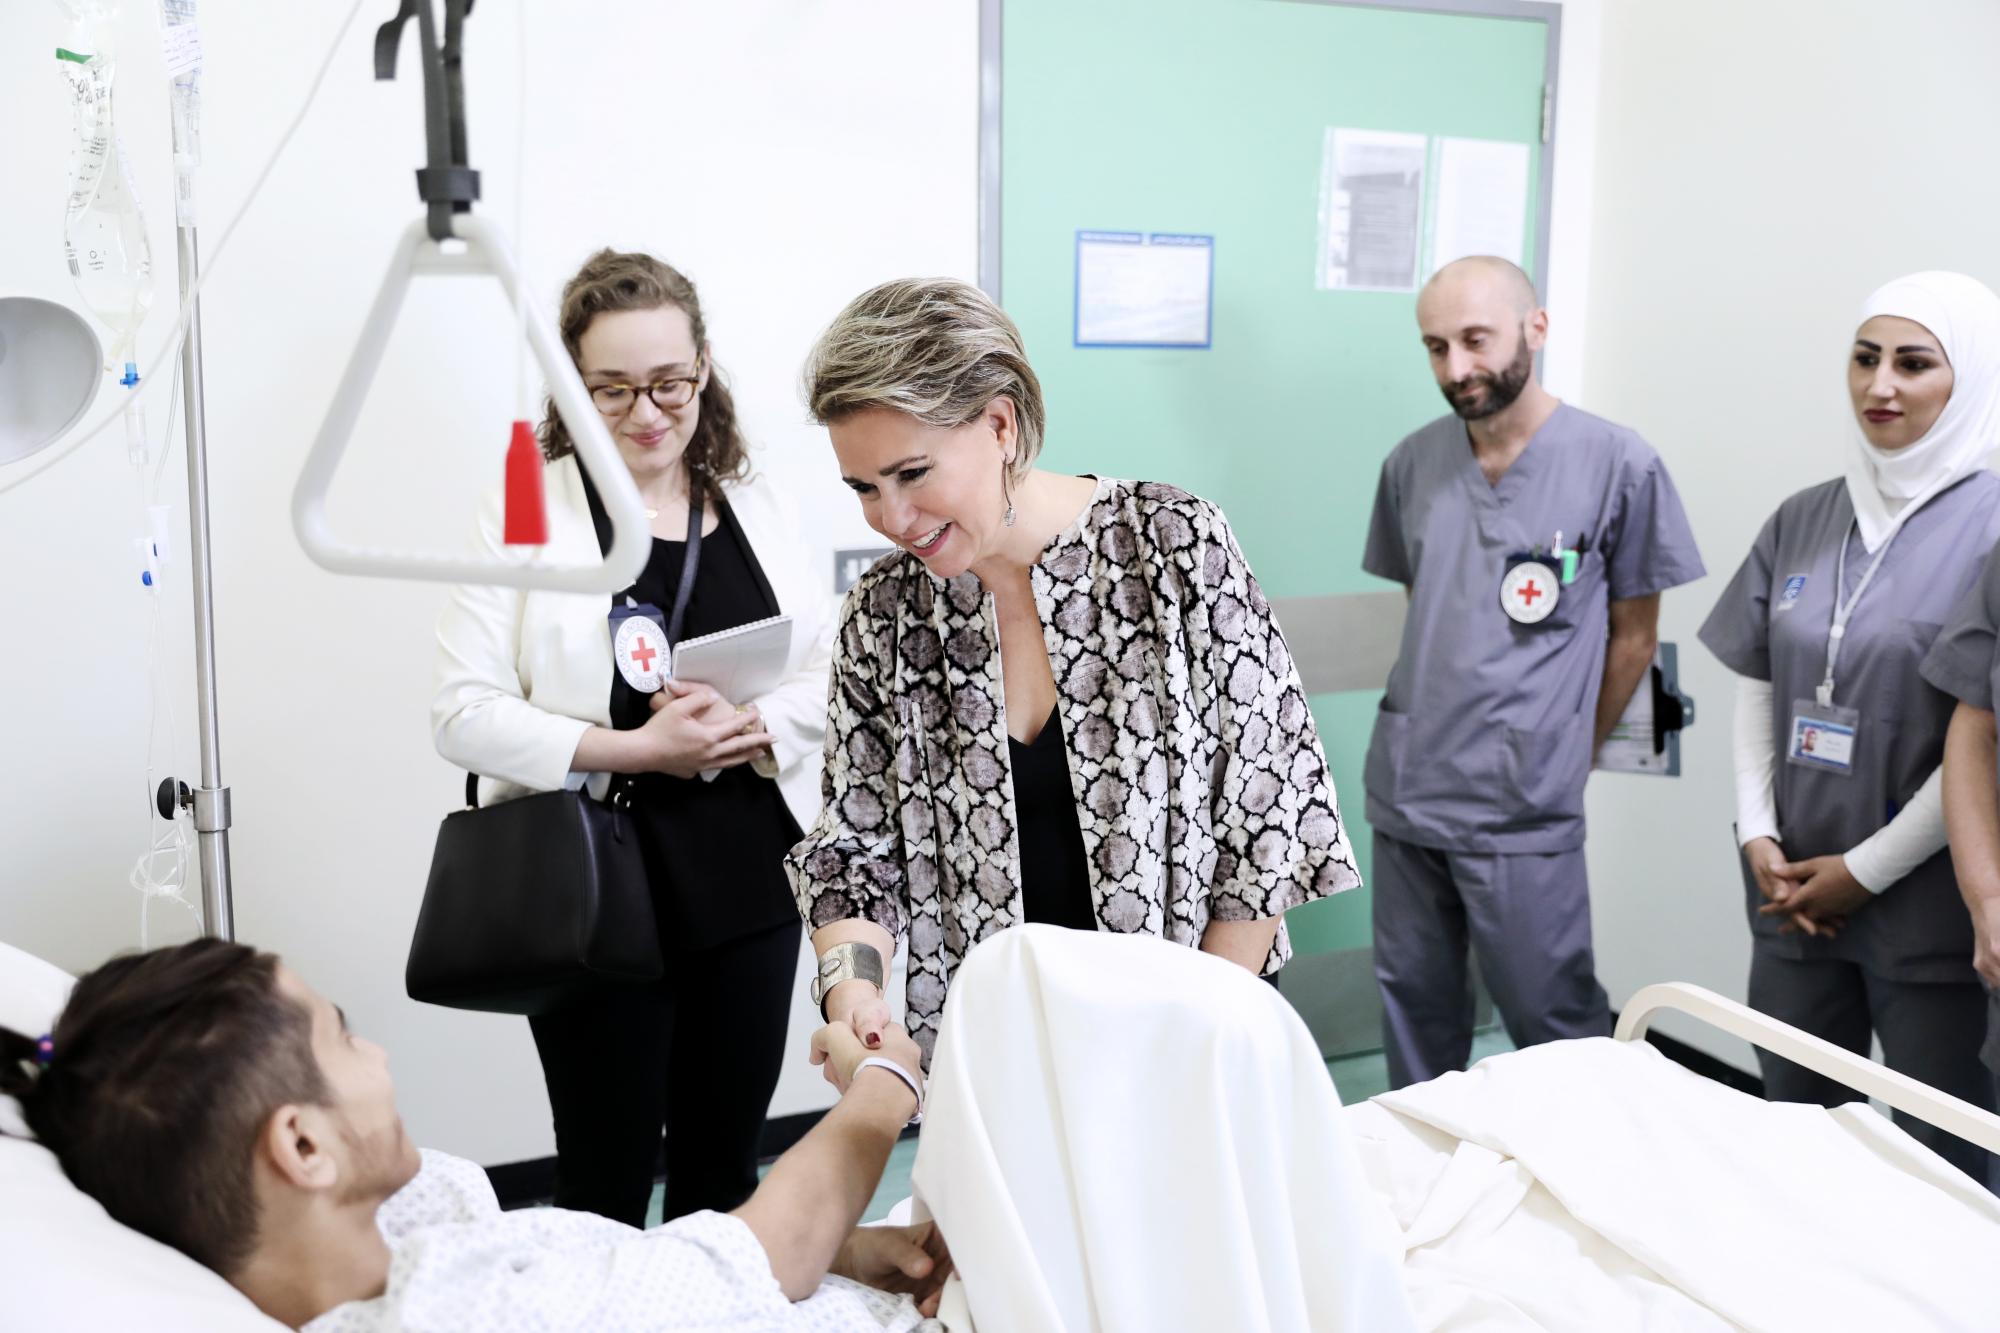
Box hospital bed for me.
[1341,985,2000,1331]
[6,935,1999,1332]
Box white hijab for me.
[1845,270,2000,552]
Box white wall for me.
[1580,0,2000,1067]
[0,0,977,1165]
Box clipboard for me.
[1595,641,1695,777]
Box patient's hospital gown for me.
[305,1150,941,1333]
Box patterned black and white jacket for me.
[785,477,1360,1057]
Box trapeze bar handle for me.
[293,215,650,593]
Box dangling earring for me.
[1001,461,1017,527]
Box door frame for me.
[976,0,1564,304]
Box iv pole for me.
[171,179,233,941]
[154,0,639,936]
[154,5,233,941]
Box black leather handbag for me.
[410,483,704,1015]
[406,774,664,1015]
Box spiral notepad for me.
[670,614,793,710]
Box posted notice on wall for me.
[1429,136,1532,276]
[1074,231,1214,347]
[1315,128,1426,292]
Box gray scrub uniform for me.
[1920,539,2000,1107]
[1364,404,1704,1088]
[1701,473,2000,1187]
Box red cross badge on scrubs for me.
[1500,560,1560,625]
[613,613,670,692]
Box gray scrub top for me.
[1928,540,2000,832]
[1362,404,1705,854]
[1923,539,2000,780]
[1923,551,2000,1076]
[1700,473,2000,981]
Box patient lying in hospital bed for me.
[6,929,2000,1331]
[0,936,950,1333]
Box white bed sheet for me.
[913,926,1415,1332]
[1348,1037,2000,1333]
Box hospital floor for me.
[643,1029,1516,1227]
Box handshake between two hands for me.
[808,1003,950,1316]
[1743,836,1876,939]
[808,984,924,1096]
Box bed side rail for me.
[1616,981,2000,1158]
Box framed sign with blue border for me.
[1073,231,1214,348]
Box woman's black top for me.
[609,504,802,951]
[1008,705,1097,931]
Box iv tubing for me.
[0,0,369,498]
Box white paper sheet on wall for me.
[1316,128,1427,292]
[1429,136,1532,276]
[1074,232,1214,347]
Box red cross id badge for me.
[1500,559,1560,625]
[613,610,670,692]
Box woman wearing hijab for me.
[1700,271,2000,1186]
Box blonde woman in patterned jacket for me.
[785,278,1361,1066]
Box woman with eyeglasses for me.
[432,250,836,1226]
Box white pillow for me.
[0,938,71,1137]
[0,938,287,1332]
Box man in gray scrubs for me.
[1925,545,2000,1120]
[1363,256,1705,1088]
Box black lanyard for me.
[661,493,704,644]
[581,464,703,645]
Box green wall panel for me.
[1000,0,1549,953]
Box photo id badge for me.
[610,603,670,693]
[1787,699,1858,776]
[1500,555,1560,625]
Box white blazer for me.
[431,453,836,834]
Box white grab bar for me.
[293,214,649,592]
[1617,981,2000,1158]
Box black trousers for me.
[527,918,801,1227]
[1749,948,1998,1191]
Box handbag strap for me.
[462,772,631,811]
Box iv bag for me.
[56,1,153,363]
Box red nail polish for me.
[865,1033,881,1048]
